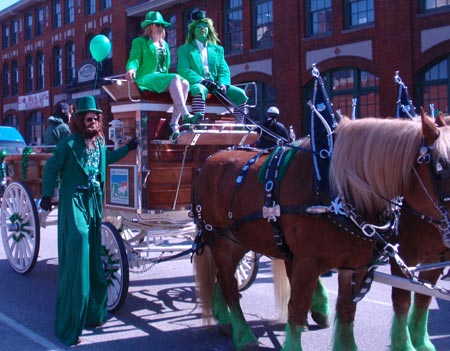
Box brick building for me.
[1,0,449,144]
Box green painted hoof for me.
[311,311,330,328]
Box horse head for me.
[330,110,450,247]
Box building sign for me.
[18,91,49,111]
[78,62,98,83]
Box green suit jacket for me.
[177,41,247,104]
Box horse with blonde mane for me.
[192,111,450,350]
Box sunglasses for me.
[86,117,99,123]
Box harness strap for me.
[263,147,293,261]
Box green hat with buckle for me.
[73,96,102,117]
[141,11,170,29]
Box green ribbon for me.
[0,149,7,181]
[21,147,33,180]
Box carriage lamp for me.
[108,119,123,150]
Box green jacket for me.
[126,37,175,93]
[42,133,129,220]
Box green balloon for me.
[89,34,112,62]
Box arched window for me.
[53,45,63,87]
[182,7,200,40]
[26,111,44,145]
[248,81,277,123]
[3,114,19,128]
[65,41,76,85]
[419,56,449,114]
[303,67,380,135]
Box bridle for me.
[404,142,450,247]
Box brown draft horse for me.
[192,112,450,351]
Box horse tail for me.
[193,244,217,325]
[272,258,290,322]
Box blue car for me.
[0,126,27,155]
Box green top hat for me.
[73,96,102,117]
[141,11,171,29]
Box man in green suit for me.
[177,11,248,123]
[40,96,138,346]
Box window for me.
[248,81,277,123]
[330,68,379,117]
[53,46,63,87]
[66,42,76,85]
[86,33,95,59]
[26,55,34,93]
[253,0,273,49]
[12,60,19,96]
[345,0,374,28]
[166,14,177,67]
[100,0,111,10]
[36,51,45,91]
[36,7,44,36]
[421,56,449,114]
[224,0,243,54]
[306,0,331,36]
[11,19,18,46]
[25,12,33,40]
[420,0,450,12]
[65,0,75,24]
[52,0,62,29]
[26,111,44,145]
[3,115,19,128]
[85,0,96,16]
[2,63,10,97]
[304,67,380,133]
[2,23,9,49]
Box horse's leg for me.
[311,277,331,328]
[212,282,232,335]
[212,243,259,351]
[281,259,318,351]
[390,260,440,351]
[407,268,441,351]
[332,269,362,351]
[390,258,415,351]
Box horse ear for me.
[421,106,440,145]
[435,111,447,127]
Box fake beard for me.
[84,127,101,139]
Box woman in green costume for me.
[126,11,200,141]
[40,96,138,346]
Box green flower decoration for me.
[21,147,33,180]
[0,149,7,181]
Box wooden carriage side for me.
[102,80,259,214]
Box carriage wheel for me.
[101,222,129,312]
[236,251,259,291]
[0,181,40,274]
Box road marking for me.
[0,311,62,351]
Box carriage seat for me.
[102,76,232,120]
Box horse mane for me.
[329,117,423,214]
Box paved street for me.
[1,210,450,350]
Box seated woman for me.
[126,11,201,142]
